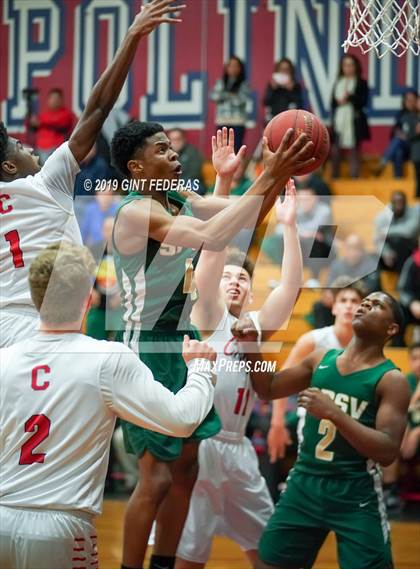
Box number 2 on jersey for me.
[315,419,336,461]
[19,415,51,465]
[5,230,24,268]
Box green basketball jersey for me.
[295,349,397,478]
[113,191,199,333]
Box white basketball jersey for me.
[0,143,82,314]
[207,308,260,436]
[0,333,214,515]
[310,325,343,350]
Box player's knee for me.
[136,467,172,503]
[173,459,199,491]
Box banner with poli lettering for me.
[1,0,419,156]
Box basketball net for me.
[343,0,420,58]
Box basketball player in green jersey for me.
[111,124,315,569]
[232,291,411,569]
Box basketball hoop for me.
[343,0,420,58]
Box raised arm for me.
[68,0,183,163]
[298,370,410,466]
[193,127,244,331]
[258,179,303,341]
[116,130,316,255]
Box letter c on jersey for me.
[31,365,51,391]
[0,194,13,214]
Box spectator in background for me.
[374,89,418,178]
[74,143,113,223]
[263,58,304,124]
[397,235,420,345]
[331,54,370,178]
[167,128,206,195]
[81,190,119,249]
[29,88,76,164]
[383,343,420,510]
[262,187,334,285]
[374,190,419,272]
[86,217,122,341]
[404,94,420,198]
[210,56,251,153]
[327,233,381,294]
[293,171,331,198]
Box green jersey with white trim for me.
[113,191,199,333]
[295,349,397,478]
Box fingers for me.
[183,334,190,351]
[222,126,228,148]
[211,135,217,154]
[216,128,222,148]
[295,140,314,162]
[228,127,235,148]
[276,128,295,155]
[237,145,247,160]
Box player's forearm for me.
[69,29,143,160]
[213,174,233,197]
[259,224,302,334]
[271,398,287,427]
[329,408,399,466]
[247,348,276,400]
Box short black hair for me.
[225,248,255,279]
[111,121,164,178]
[382,292,405,331]
[0,121,9,165]
[409,342,420,354]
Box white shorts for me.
[0,506,97,569]
[177,434,274,563]
[0,310,40,348]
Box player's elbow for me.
[377,445,400,467]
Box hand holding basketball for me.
[262,128,315,181]
[264,109,331,175]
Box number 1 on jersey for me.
[5,230,24,268]
[234,388,251,416]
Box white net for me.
[343,0,420,58]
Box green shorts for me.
[121,327,221,462]
[259,469,393,569]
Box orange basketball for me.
[263,109,330,175]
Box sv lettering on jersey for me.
[0,194,13,214]
[321,389,368,420]
[31,365,51,391]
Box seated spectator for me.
[383,343,420,510]
[396,235,420,345]
[167,128,206,195]
[293,171,331,198]
[81,190,119,249]
[86,217,122,341]
[327,233,381,294]
[74,143,113,223]
[262,187,334,285]
[374,190,419,272]
[29,88,76,164]
[263,58,304,124]
[374,89,417,178]
[404,93,420,198]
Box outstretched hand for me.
[212,127,247,178]
[131,0,186,37]
[276,178,297,226]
